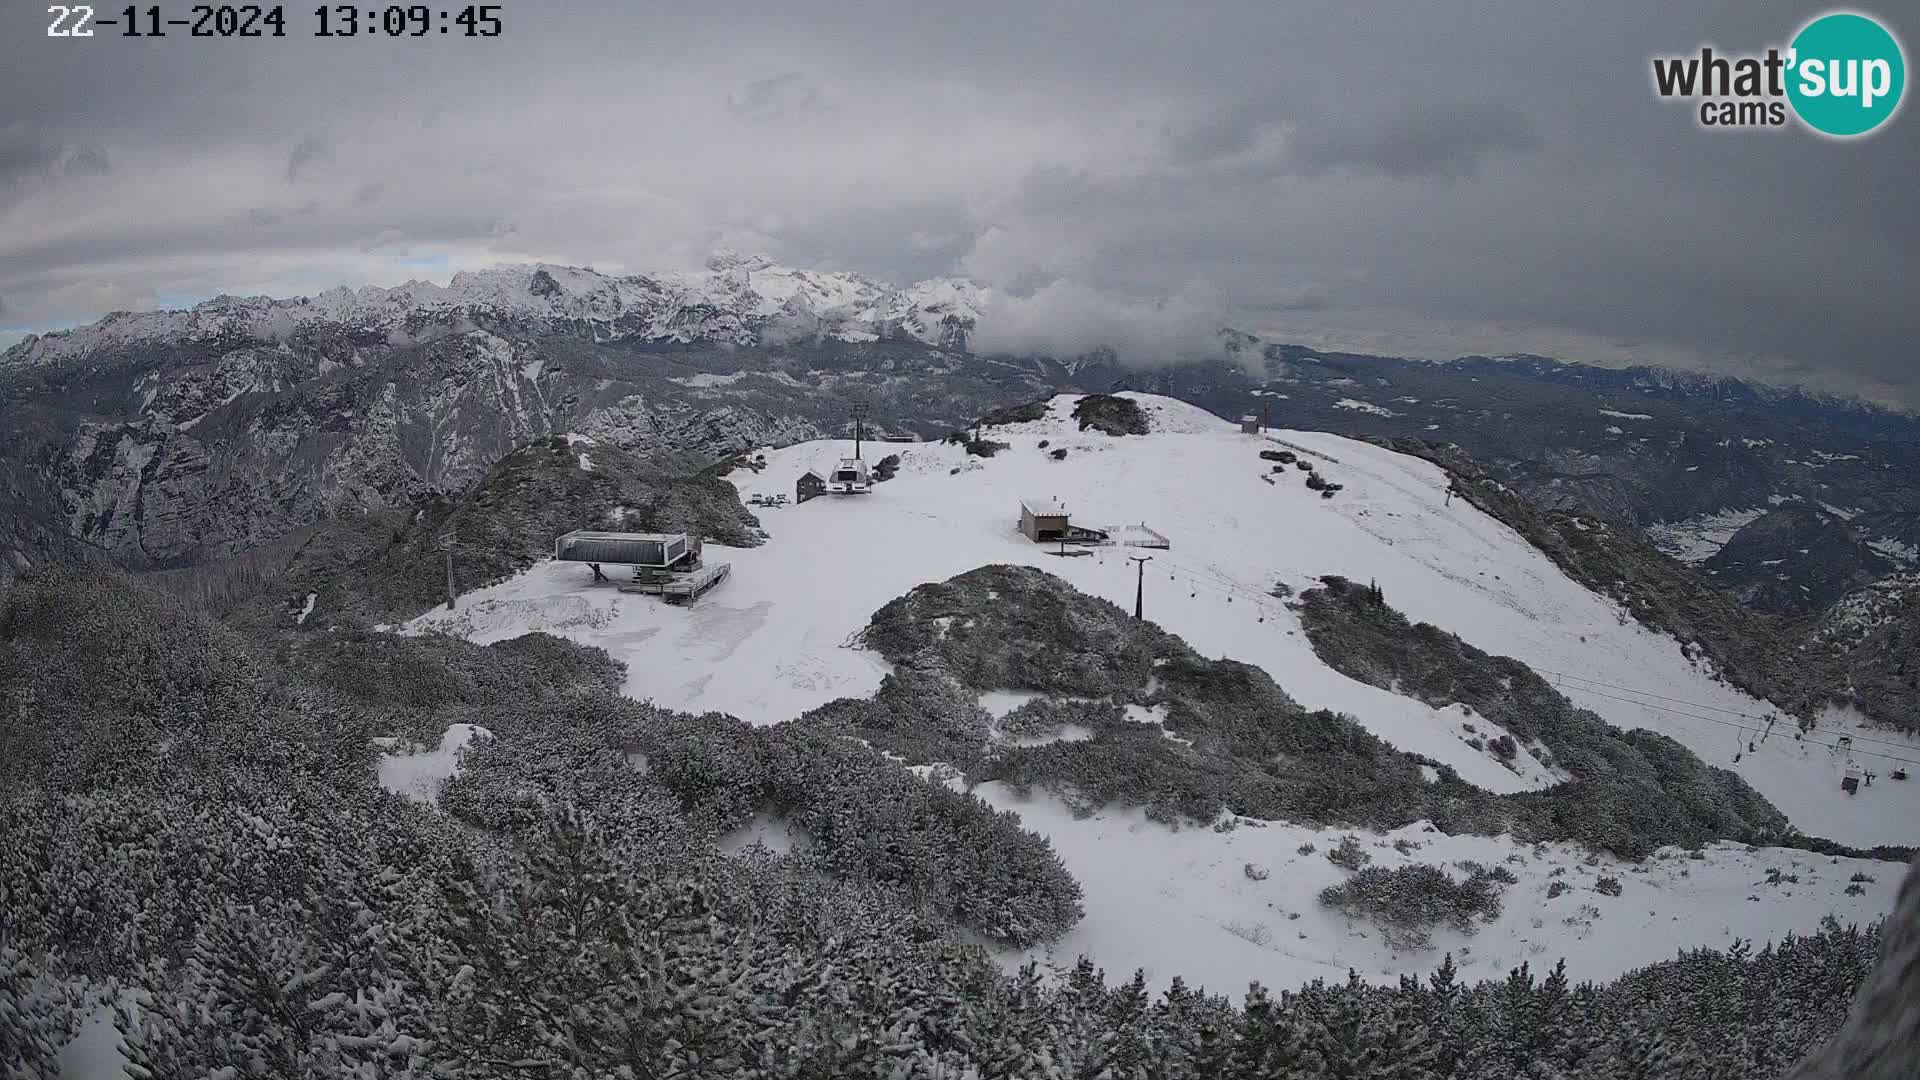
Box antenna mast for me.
[851,401,870,461]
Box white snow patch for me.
[978,689,1101,718]
[563,432,596,446]
[375,724,492,805]
[1867,538,1918,565]
[676,371,752,388]
[719,812,808,855]
[56,1003,130,1079]
[1599,409,1653,421]
[294,592,317,625]
[985,788,1905,994]
[1002,723,1098,748]
[1334,398,1397,417]
[578,452,595,472]
[1646,509,1767,564]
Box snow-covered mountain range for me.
[5,254,1918,634]
[1,251,993,366]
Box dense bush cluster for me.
[1328,835,1373,871]
[799,667,995,770]
[3,561,1914,1077]
[846,564,1920,876]
[1318,864,1509,951]
[977,398,1052,427]
[156,435,768,629]
[864,565,1169,696]
[0,573,1083,1053]
[1072,393,1151,435]
[1299,576,1836,860]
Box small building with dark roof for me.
[796,470,827,504]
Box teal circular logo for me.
[1787,12,1906,137]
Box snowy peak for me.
[2,256,996,366]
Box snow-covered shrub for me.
[979,399,1051,427]
[1071,394,1149,436]
[1293,578,1825,861]
[1318,863,1508,951]
[1328,835,1372,871]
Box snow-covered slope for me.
[1,251,994,366]
[982,800,1899,995]
[408,393,1917,989]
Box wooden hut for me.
[796,470,827,504]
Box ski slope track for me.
[409,393,1916,991]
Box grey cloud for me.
[1292,103,1544,181]
[248,201,318,228]
[63,147,111,177]
[727,73,821,122]
[0,129,63,186]
[1264,284,1332,312]
[970,280,1231,366]
[0,128,109,187]
[285,136,329,182]
[0,0,1914,404]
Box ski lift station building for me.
[555,530,692,568]
[1019,497,1072,542]
[830,457,872,493]
[553,529,730,604]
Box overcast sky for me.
[2,2,1914,403]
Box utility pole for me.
[1129,553,1153,620]
[1262,401,1271,432]
[442,531,456,610]
[851,401,870,461]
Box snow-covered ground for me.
[406,393,1916,989]
[57,1004,130,1080]
[1645,508,1768,564]
[374,724,492,804]
[984,789,1903,993]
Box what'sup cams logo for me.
[1652,10,1906,137]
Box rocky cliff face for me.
[0,260,1037,575]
